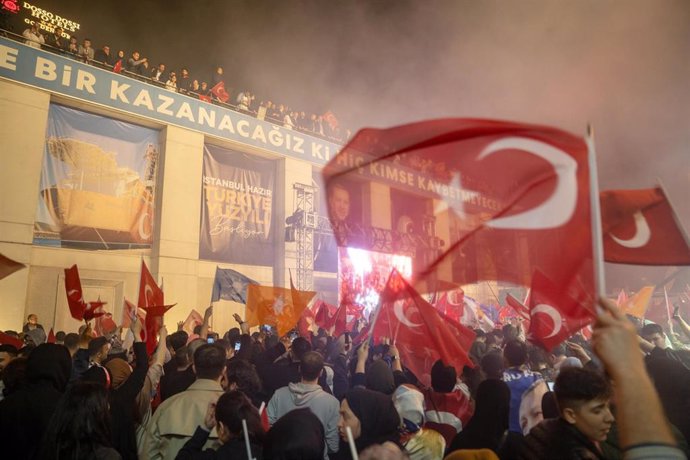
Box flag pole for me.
[664,286,675,336]
[586,124,607,306]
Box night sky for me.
[6,0,690,289]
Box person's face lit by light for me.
[329,186,350,222]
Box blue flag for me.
[211,267,258,303]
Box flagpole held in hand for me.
[586,124,607,309]
[346,426,359,460]
[242,418,255,460]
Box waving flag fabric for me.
[324,119,596,316]
[600,187,690,265]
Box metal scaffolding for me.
[292,183,317,291]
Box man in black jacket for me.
[521,367,616,459]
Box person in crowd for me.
[126,51,147,74]
[639,322,690,368]
[644,355,690,445]
[591,297,685,459]
[79,37,95,62]
[480,350,504,380]
[63,332,80,357]
[520,367,616,459]
[114,49,126,71]
[0,355,27,401]
[151,63,166,83]
[190,79,201,96]
[256,335,312,398]
[94,44,114,66]
[138,59,150,78]
[179,67,192,92]
[72,329,111,381]
[447,378,511,456]
[0,343,72,459]
[267,350,340,456]
[0,343,17,373]
[160,340,204,401]
[22,313,44,334]
[55,330,66,344]
[22,23,44,48]
[165,72,178,92]
[334,388,402,459]
[263,408,324,460]
[84,319,148,460]
[37,381,121,460]
[199,81,210,98]
[423,359,473,445]
[178,391,265,460]
[164,330,188,376]
[141,343,226,459]
[212,66,224,86]
[67,36,79,56]
[45,26,67,51]
[133,326,169,446]
[226,358,263,408]
[393,384,446,460]
[503,339,542,432]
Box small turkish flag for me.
[47,328,56,344]
[527,271,594,351]
[64,265,87,321]
[210,81,230,103]
[601,187,690,265]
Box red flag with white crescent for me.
[601,187,690,265]
[324,119,596,316]
[373,270,475,387]
[527,271,594,351]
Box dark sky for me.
[10,0,690,290]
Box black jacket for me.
[176,426,262,460]
[520,418,609,460]
[110,342,149,460]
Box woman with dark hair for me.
[177,390,265,459]
[334,388,402,458]
[446,379,511,455]
[38,381,121,459]
[263,408,324,460]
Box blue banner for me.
[34,104,159,249]
[0,36,339,166]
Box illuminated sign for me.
[1,0,20,14]
[21,2,80,36]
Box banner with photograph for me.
[34,104,159,249]
[200,145,276,265]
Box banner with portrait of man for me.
[33,104,159,250]
[200,145,276,265]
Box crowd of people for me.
[0,297,688,460]
[15,24,351,144]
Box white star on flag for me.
[434,171,480,219]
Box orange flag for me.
[246,284,316,336]
[621,286,655,319]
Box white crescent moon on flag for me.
[532,303,563,338]
[611,211,651,248]
[477,137,578,230]
[393,300,423,328]
[144,284,154,306]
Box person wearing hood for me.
[334,388,403,459]
[267,350,340,457]
[0,343,72,459]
